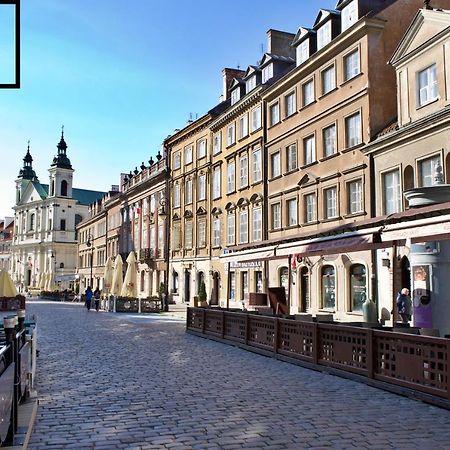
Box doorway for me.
[183,269,191,303]
[210,272,219,305]
[400,256,411,293]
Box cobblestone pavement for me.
[27,300,450,450]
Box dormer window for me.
[231,87,240,105]
[246,76,256,93]
[262,63,273,83]
[417,64,438,107]
[296,40,310,66]
[341,0,358,32]
[317,21,331,50]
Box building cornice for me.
[164,114,212,148]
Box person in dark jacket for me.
[93,287,101,312]
[85,286,93,311]
[396,288,412,323]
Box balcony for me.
[138,248,154,264]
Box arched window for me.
[172,271,179,293]
[279,267,289,295]
[350,264,366,312]
[300,266,310,312]
[61,180,68,196]
[140,270,145,292]
[197,271,205,294]
[321,265,336,309]
[59,262,64,269]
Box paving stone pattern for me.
[27,301,450,449]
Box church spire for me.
[18,141,38,180]
[51,126,72,169]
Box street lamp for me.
[51,251,56,290]
[86,234,94,288]
[159,194,170,312]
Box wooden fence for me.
[187,308,450,402]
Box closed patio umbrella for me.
[110,254,123,296]
[0,270,18,297]
[103,256,114,294]
[120,251,137,298]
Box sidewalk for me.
[163,302,188,320]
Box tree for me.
[198,281,207,304]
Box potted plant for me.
[198,281,207,307]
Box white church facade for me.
[10,132,105,293]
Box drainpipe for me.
[369,151,379,319]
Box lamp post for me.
[159,193,170,312]
[86,234,94,288]
[51,251,56,290]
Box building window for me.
[418,64,438,107]
[419,155,441,187]
[227,214,235,246]
[241,271,249,300]
[317,21,331,50]
[262,63,273,83]
[344,49,360,81]
[246,75,256,93]
[280,267,289,295]
[231,87,240,105]
[61,180,68,196]
[287,198,297,226]
[300,267,310,312]
[252,207,262,241]
[229,272,236,301]
[285,91,296,117]
[185,146,193,164]
[345,112,362,148]
[60,219,66,231]
[285,143,297,172]
[226,123,236,146]
[227,161,235,194]
[269,102,280,126]
[239,154,248,189]
[296,39,309,66]
[198,174,206,201]
[185,179,193,205]
[350,264,366,312]
[184,220,193,249]
[252,148,262,183]
[212,218,221,247]
[213,167,221,199]
[383,169,401,215]
[348,179,363,214]
[271,152,281,178]
[251,106,262,132]
[303,135,316,165]
[213,132,221,155]
[321,65,336,95]
[322,124,336,158]
[239,209,248,244]
[255,271,263,293]
[197,139,206,159]
[173,152,181,169]
[305,193,317,223]
[324,187,338,219]
[198,220,206,248]
[321,265,336,309]
[302,79,314,107]
[239,114,249,139]
[173,183,181,208]
[342,0,358,32]
[172,223,181,249]
[29,213,35,231]
[271,203,281,230]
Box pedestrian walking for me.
[93,287,101,312]
[85,286,93,311]
[396,287,412,324]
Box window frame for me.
[302,79,315,107]
[321,64,336,96]
[345,111,362,149]
[227,160,235,194]
[417,64,438,107]
[271,151,281,178]
[239,209,248,244]
[285,91,296,118]
[303,134,316,165]
[271,202,281,230]
[269,101,280,127]
[344,48,360,82]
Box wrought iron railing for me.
[187,308,450,402]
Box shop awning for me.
[220,245,281,264]
[381,217,450,243]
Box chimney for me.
[222,67,246,100]
[267,29,296,58]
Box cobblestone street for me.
[27,300,450,449]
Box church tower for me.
[15,142,38,205]
[48,127,74,199]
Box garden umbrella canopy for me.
[103,257,114,294]
[120,251,137,298]
[0,270,17,297]
[111,254,123,296]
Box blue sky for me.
[0,0,336,218]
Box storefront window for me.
[280,267,289,295]
[350,264,366,312]
[229,272,235,300]
[321,265,335,309]
[255,271,263,293]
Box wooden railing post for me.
[313,323,319,365]
[221,311,225,339]
[366,328,374,379]
[202,309,206,334]
[245,313,249,345]
[274,317,279,354]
